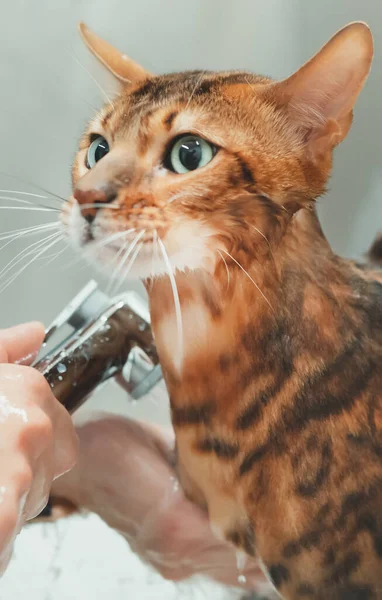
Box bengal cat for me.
[62,21,382,599]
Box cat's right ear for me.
[268,22,373,160]
[79,22,152,84]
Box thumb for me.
[0,322,45,364]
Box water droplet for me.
[236,550,247,586]
[170,476,180,493]
[57,363,67,374]
[72,382,77,387]
[42,342,47,348]
[50,383,54,388]
[138,322,146,331]
[236,551,247,572]
[58,375,63,381]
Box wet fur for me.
[64,23,382,599]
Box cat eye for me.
[86,136,110,168]
[166,135,216,174]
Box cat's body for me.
[63,22,382,599]
[151,208,382,600]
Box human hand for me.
[52,415,273,596]
[0,322,78,575]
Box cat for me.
[61,21,382,599]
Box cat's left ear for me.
[269,22,373,159]
[79,22,152,84]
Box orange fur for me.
[61,22,382,599]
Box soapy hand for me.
[52,415,273,596]
[0,322,78,575]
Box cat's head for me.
[63,22,373,280]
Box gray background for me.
[0,2,381,598]
[0,0,380,422]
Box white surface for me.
[1,513,243,600]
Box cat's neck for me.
[147,208,361,403]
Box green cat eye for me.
[166,135,216,174]
[86,135,110,168]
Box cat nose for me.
[73,187,117,223]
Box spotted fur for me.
[63,22,382,599]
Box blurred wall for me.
[0,0,380,422]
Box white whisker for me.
[0,194,58,210]
[221,249,273,312]
[67,50,114,108]
[0,189,48,199]
[0,234,64,295]
[109,230,145,295]
[39,243,68,268]
[185,70,206,110]
[0,222,59,243]
[93,228,136,249]
[0,206,59,212]
[61,228,136,271]
[0,171,66,203]
[106,238,130,293]
[116,242,143,292]
[158,237,183,364]
[149,229,158,288]
[217,249,230,290]
[0,232,62,281]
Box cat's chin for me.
[81,234,218,282]
[66,209,219,284]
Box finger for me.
[23,451,53,520]
[0,489,19,576]
[0,322,45,364]
[50,401,79,478]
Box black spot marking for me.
[102,110,113,127]
[236,381,285,430]
[268,563,289,588]
[330,551,361,584]
[239,443,270,476]
[197,437,239,459]
[334,491,369,530]
[242,525,256,556]
[226,530,240,545]
[323,547,336,566]
[163,110,177,128]
[357,512,382,558]
[275,340,376,439]
[283,529,322,558]
[306,434,319,452]
[226,522,255,556]
[233,153,255,186]
[193,79,216,95]
[296,440,332,497]
[171,402,215,426]
[201,285,222,319]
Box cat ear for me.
[79,22,152,84]
[270,22,373,158]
